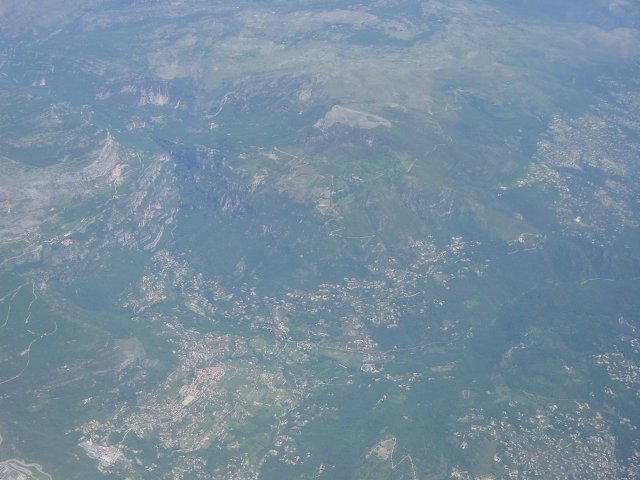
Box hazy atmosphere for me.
[0,1,639,479]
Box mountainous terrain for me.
[1,1,639,478]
